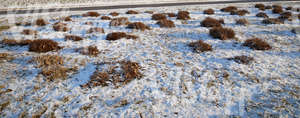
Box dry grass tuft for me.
[110,12,119,16]
[157,19,175,28]
[209,27,235,40]
[101,16,111,20]
[64,16,72,21]
[262,18,283,24]
[34,54,64,67]
[203,9,215,15]
[152,13,167,20]
[81,61,142,88]
[35,18,48,26]
[126,22,150,31]
[230,9,250,16]
[201,17,223,27]
[82,11,100,17]
[85,21,93,25]
[256,12,269,18]
[236,18,249,25]
[165,13,176,17]
[144,11,154,14]
[0,25,10,32]
[265,5,272,9]
[272,7,283,14]
[286,6,293,10]
[278,12,292,21]
[109,17,130,26]
[29,39,61,53]
[65,35,84,41]
[243,38,272,50]
[189,40,212,53]
[106,32,138,41]
[221,6,238,12]
[177,11,191,20]
[126,10,139,14]
[15,22,31,26]
[22,29,37,35]
[53,22,69,32]
[87,27,105,34]
[0,53,14,62]
[79,46,100,56]
[1,39,32,46]
[228,55,254,65]
[255,4,265,11]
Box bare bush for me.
[152,14,167,20]
[272,7,283,14]
[53,22,69,32]
[79,46,100,56]
[87,27,105,34]
[243,38,272,50]
[126,22,150,31]
[35,18,48,26]
[201,17,223,27]
[262,18,283,24]
[230,9,250,16]
[29,39,61,53]
[144,11,154,14]
[22,29,37,35]
[255,4,265,11]
[189,40,212,53]
[0,25,10,32]
[1,39,32,46]
[110,12,119,16]
[256,12,269,18]
[286,6,292,10]
[65,35,84,41]
[64,16,72,21]
[221,6,238,12]
[165,13,176,17]
[236,18,249,25]
[106,32,138,41]
[177,11,191,20]
[203,9,215,15]
[101,16,111,20]
[209,27,235,40]
[157,19,175,28]
[126,10,139,14]
[228,55,254,64]
[82,11,100,17]
[278,12,292,21]
[109,17,130,26]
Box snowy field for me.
[0,1,300,118]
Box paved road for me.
[0,0,298,15]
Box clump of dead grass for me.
[203,9,215,15]
[22,29,37,35]
[109,17,130,26]
[87,27,105,34]
[286,6,293,10]
[152,13,167,20]
[156,19,175,28]
[35,18,48,26]
[177,11,191,20]
[165,13,176,17]
[64,16,72,21]
[255,4,265,11]
[201,17,224,27]
[144,11,154,14]
[110,12,119,16]
[209,27,235,40]
[236,18,249,25]
[29,39,61,53]
[221,6,238,12]
[230,9,250,16]
[272,7,283,14]
[1,39,32,46]
[0,53,14,62]
[189,40,212,53]
[262,18,283,24]
[243,38,272,50]
[101,16,111,20]
[53,22,69,32]
[79,46,100,56]
[0,25,10,32]
[228,55,254,64]
[126,22,150,31]
[256,12,269,18]
[278,12,292,21]
[82,11,100,17]
[106,32,138,41]
[65,35,84,41]
[126,10,139,14]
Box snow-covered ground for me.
[0,2,300,117]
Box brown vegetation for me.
[272,7,283,14]
[110,12,119,16]
[255,4,265,11]
[203,9,215,15]
[0,53,14,62]
[230,9,250,16]
[209,27,235,40]
[29,39,61,53]
[0,25,10,32]
[236,18,249,25]
[201,17,224,27]
[65,35,84,41]
[101,16,111,20]
[256,12,269,18]
[36,18,48,26]
[109,17,130,26]
[221,6,238,12]
[126,22,150,31]
[278,12,292,21]
[189,40,212,53]
[144,11,154,14]
[265,5,272,9]
[53,22,69,32]
[126,10,139,14]
[165,13,176,17]
[243,38,272,50]
[157,19,175,28]
[152,13,167,20]
[64,16,72,21]
[286,6,293,10]
[22,29,37,35]
[177,11,191,20]
[1,39,32,46]
[262,18,283,24]
[15,22,31,26]
[85,22,93,25]
[82,11,100,17]
[228,55,254,64]
[106,32,138,41]
[87,27,105,34]
[79,46,100,56]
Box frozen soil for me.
[0,2,300,117]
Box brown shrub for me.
[29,39,61,53]
[53,22,69,32]
[272,5,282,9]
[0,25,10,32]
[286,6,293,10]
[203,9,215,15]
[83,11,100,17]
[106,32,138,41]
[79,46,100,56]
[64,16,72,21]
[230,9,250,16]
[272,7,283,14]
[209,27,235,40]
[236,18,249,25]
[87,27,105,33]
[22,29,37,35]
[262,18,283,24]
[1,39,32,46]
[255,4,265,11]
[144,11,154,14]
[110,12,119,16]
[228,55,254,64]
[126,10,139,14]
[85,22,93,25]
[126,22,150,31]
[165,13,176,17]
[256,12,269,18]
[189,40,212,53]
[65,35,84,41]
[243,38,272,50]
[0,53,14,62]
[221,6,238,12]
[152,13,167,20]
[265,5,272,9]
[35,18,48,26]
[278,12,292,21]
[121,61,142,81]
[101,16,111,20]
[157,19,175,28]
[15,22,31,26]
[109,17,130,26]
[177,11,191,20]
[201,17,223,27]
[34,54,64,67]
